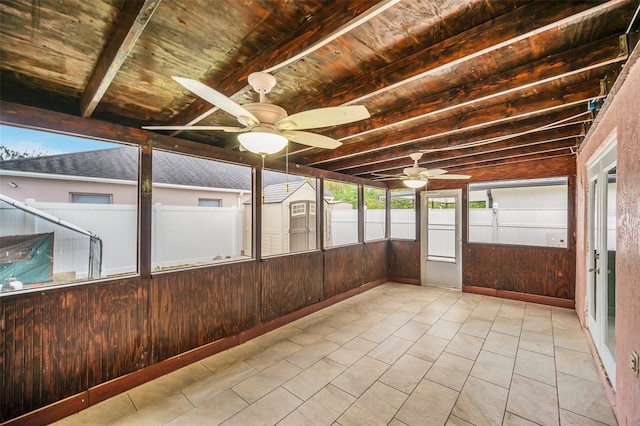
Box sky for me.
[0,125,117,156]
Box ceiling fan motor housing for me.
[240,103,288,128]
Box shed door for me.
[290,201,316,252]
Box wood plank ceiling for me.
[1,0,639,186]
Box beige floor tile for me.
[519,329,554,356]
[331,355,389,397]
[245,340,303,371]
[445,415,474,426]
[407,332,449,362]
[337,382,407,426]
[393,320,430,342]
[127,362,212,410]
[425,351,474,391]
[469,307,499,322]
[470,350,514,388]
[514,348,556,386]
[221,387,302,426]
[445,331,485,360]
[201,341,264,372]
[428,300,457,313]
[555,346,601,383]
[252,325,303,348]
[559,408,611,425]
[324,323,367,345]
[441,307,472,323]
[368,335,413,364]
[113,393,193,425]
[507,374,559,426]
[383,311,416,326]
[497,305,526,320]
[502,411,540,425]
[491,316,523,337]
[459,318,492,338]
[557,372,617,425]
[182,361,258,406]
[452,376,508,426]
[551,309,583,333]
[52,393,136,426]
[232,359,302,403]
[483,331,519,358]
[352,311,389,327]
[553,328,591,354]
[279,385,355,426]
[283,357,346,400]
[522,315,553,334]
[359,321,400,343]
[165,390,247,426]
[379,353,433,394]
[326,336,377,367]
[427,319,462,340]
[395,379,459,426]
[413,308,444,325]
[286,339,340,369]
[289,331,326,346]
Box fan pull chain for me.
[286,144,289,193]
[261,154,265,204]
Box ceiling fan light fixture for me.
[403,178,427,189]
[238,130,288,156]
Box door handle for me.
[588,267,600,274]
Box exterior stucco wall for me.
[576,43,640,425]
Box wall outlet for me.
[630,351,639,375]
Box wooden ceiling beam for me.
[351,125,584,177]
[293,0,623,113]
[321,34,625,144]
[80,0,160,118]
[165,0,391,129]
[302,79,602,166]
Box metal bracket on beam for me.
[619,34,629,57]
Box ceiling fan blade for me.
[430,174,472,180]
[282,131,342,149]
[280,105,370,130]
[172,77,259,125]
[143,125,246,132]
[419,168,447,177]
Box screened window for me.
[0,125,138,291]
[390,188,416,239]
[198,198,222,207]
[468,177,568,247]
[364,186,386,241]
[71,193,112,204]
[261,171,317,256]
[151,150,251,271]
[324,179,359,247]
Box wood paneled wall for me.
[388,240,420,283]
[0,246,387,423]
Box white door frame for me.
[586,139,617,388]
[420,189,462,289]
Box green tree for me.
[0,146,46,161]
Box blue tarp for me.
[0,233,53,287]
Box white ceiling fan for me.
[375,152,471,188]
[143,72,370,156]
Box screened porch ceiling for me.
[1,0,639,185]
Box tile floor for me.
[54,283,617,426]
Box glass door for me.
[420,189,462,289]
[587,141,617,388]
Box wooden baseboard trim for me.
[388,277,421,285]
[462,286,575,309]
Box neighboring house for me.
[0,146,302,207]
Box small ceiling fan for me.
[143,72,370,156]
[375,153,471,188]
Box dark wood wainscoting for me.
[388,240,420,283]
[1,244,389,424]
[463,243,576,300]
[323,244,365,297]
[363,241,389,284]
[261,252,324,323]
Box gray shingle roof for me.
[1,147,302,190]
[262,181,309,204]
